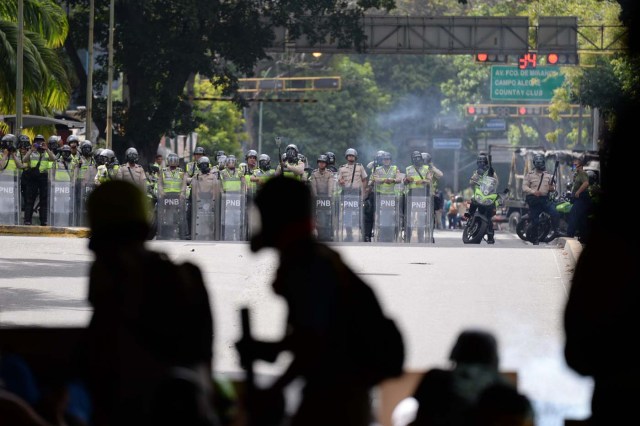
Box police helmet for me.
[317,154,328,163]
[258,154,271,170]
[477,153,489,168]
[411,150,423,165]
[245,149,258,160]
[125,147,139,163]
[422,152,432,164]
[198,156,211,174]
[60,145,72,160]
[226,155,237,168]
[34,134,45,142]
[1,134,17,150]
[149,163,160,174]
[216,150,226,160]
[18,134,31,148]
[101,149,116,165]
[217,155,227,168]
[80,141,93,156]
[48,135,60,145]
[94,148,105,164]
[66,135,80,145]
[325,152,336,165]
[381,151,391,161]
[285,144,298,161]
[167,153,180,167]
[532,153,546,171]
[345,148,358,159]
[194,146,206,156]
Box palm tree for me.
[0,0,71,119]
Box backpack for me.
[325,246,405,386]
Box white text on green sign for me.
[490,66,564,101]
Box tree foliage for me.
[0,0,71,124]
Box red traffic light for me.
[547,53,559,65]
[518,107,527,115]
[467,106,477,115]
[476,53,488,62]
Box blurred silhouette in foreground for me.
[84,180,218,426]
[237,176,404,426]
[563,3,640,425]
[393,329,532,426]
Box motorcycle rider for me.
[523,153,560,245]
[467,153,499,244]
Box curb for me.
[557,237,583,267]
[0,225,90,238]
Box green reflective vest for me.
[162,168,184,193]
[220,169,243,192]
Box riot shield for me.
[404,186,435,244]
[0,171,20,225]
[49,171,75,227]
[373,185,400,243]
[220,191,246,241]
[191,178,219,241]
[75,181,95,227]
[157,192,187,240]
[337,188,362,242]
[314,194,335,242]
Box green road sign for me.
[490,66,564,101]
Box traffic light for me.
[466,105,490,116]
[545,52,579,65]
[474,53,508,64]
[517,106,546,116]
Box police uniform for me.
[115,162,147,190]
[523,168,559,243]
[275,160,305,180]
[23,146,56,225]
[219,168,244,193]
[251,168,275,187]
[309,167,335,197]
[94,164,119,185]
[337,162,367,194]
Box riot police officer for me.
[523,153,559,245]
[467,153,499,244]
[250,154,275,187]
[325,151,338,173]
[23,134,56,225]
[115,147,147,190]
[276,144,305,180]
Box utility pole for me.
[86,0,95,141]
[105,0,115,149]
[16,0,24,135]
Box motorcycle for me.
[516,192,572,243]
[462,174,508,244]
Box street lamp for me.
[105,0,115,149]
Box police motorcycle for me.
[462,173,508,244]
[516,191,572,243]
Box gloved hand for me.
[488,167,495,177]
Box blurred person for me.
[238,176,403,426]
[83,180,217,426]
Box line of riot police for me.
[1,135,442,243]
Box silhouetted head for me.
[449,329,499,369]
[250,176,312,252]
[87,180,150,251]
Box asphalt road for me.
[0,229,590,426]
